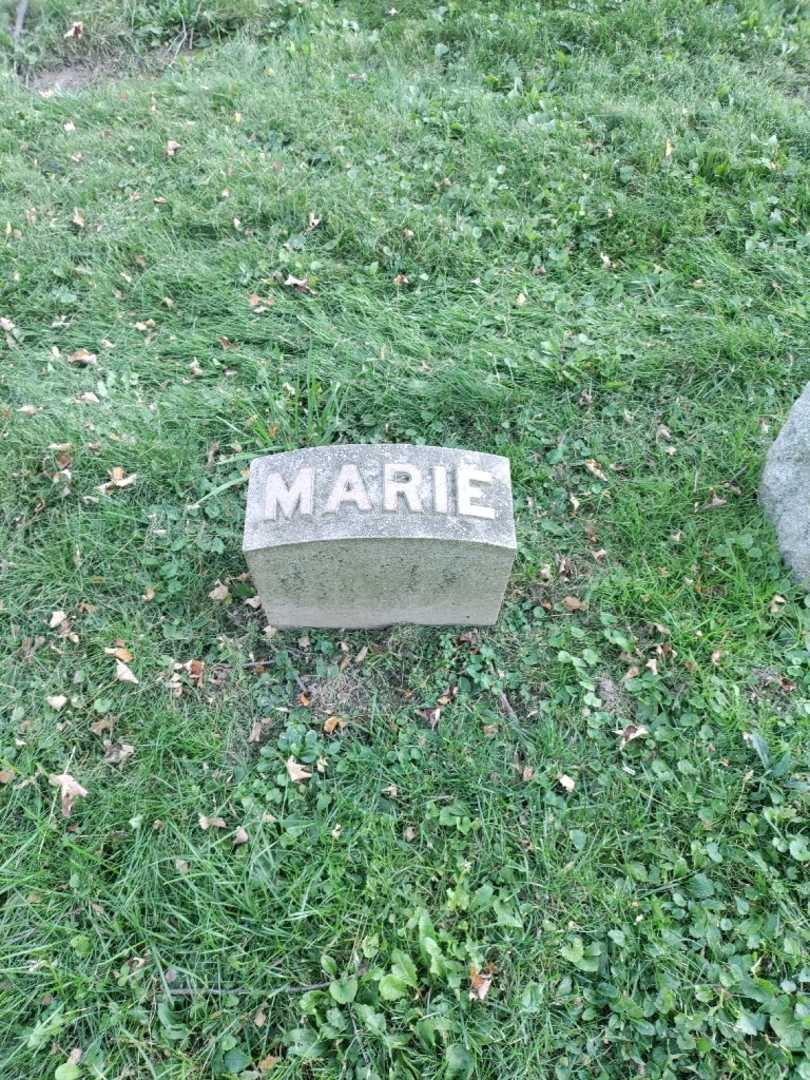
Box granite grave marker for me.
[761,383,810,584]
[243,444,516,628]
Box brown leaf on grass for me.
[142,587,156,601]
[175,857,190,874]
[258,1056,280,1074]
[403,826,417,842]
[89,715,114,736]
[71,208,86,228]
[47,694,67,710]
[68,347,97,366]
[198,815,227,830]
[243,595,262,609]
[392,273,410,287]
[103,741,135,765]
[166,140,182,157]
[208,582,231,603]
[617,723,648,749]
[482,723,498,737]
[115,660,139,684]
[0,769,15,784]
[770,594,786,616]
[233,826,249,846]
[64,21,84,38]
[562,596,586,612]
[323,715,347,734]
[49,772,88,817]
[521,765,534,782]
[584,459,608,482]
[248,721,265,743]
[469,965,494,1001]
[286,757,312,783]
[284,274,314,294]
[49,610,68,629]
[558,773,576,793]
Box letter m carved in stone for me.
[264,468,314,521]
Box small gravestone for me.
[761,383,810,584]
[242,444,516,628]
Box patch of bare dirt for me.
[28,62,112,94]
[597,674,630,717]
[307,669,374,716]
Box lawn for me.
[1,1,810,1077]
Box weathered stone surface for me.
[761,383,810,584]
[243,444,516,628]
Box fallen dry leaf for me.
[403,826,417,841]
[71,208,86,229]
[770,594,786,616]
[286,757,312,783]
[142,587,156,602]
[482,723,498,737]
[243,595,263,609]
[323,715,347,734]
[521,765,534,782]
[248,721,265,743]
[47,694,67,710]
[469,965,494,1001]
[64,20,83,38]
[617,723,648,749]
[0,768,15,784]
[284,274,314,294]
[105,645,133,663]
[97,467,137,494]
[68,347,97,366]
[208,582,231,603]
[166,140,182,157]
[175,857,190,874]
[103,741,135,765]
[558,773,576,793]
[562,596,586,612]
[258,1055,280,1074]
[89,715,114,736]
[115,660,139,684]
[515,291,527,307]
[584,459,608,482]
[49,610,68,629]
[233,826,249,846]
[198,815,227,831]
[49,772,88,817]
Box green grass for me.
[2,1,810,1077]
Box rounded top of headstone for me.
[243,443,516,553]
